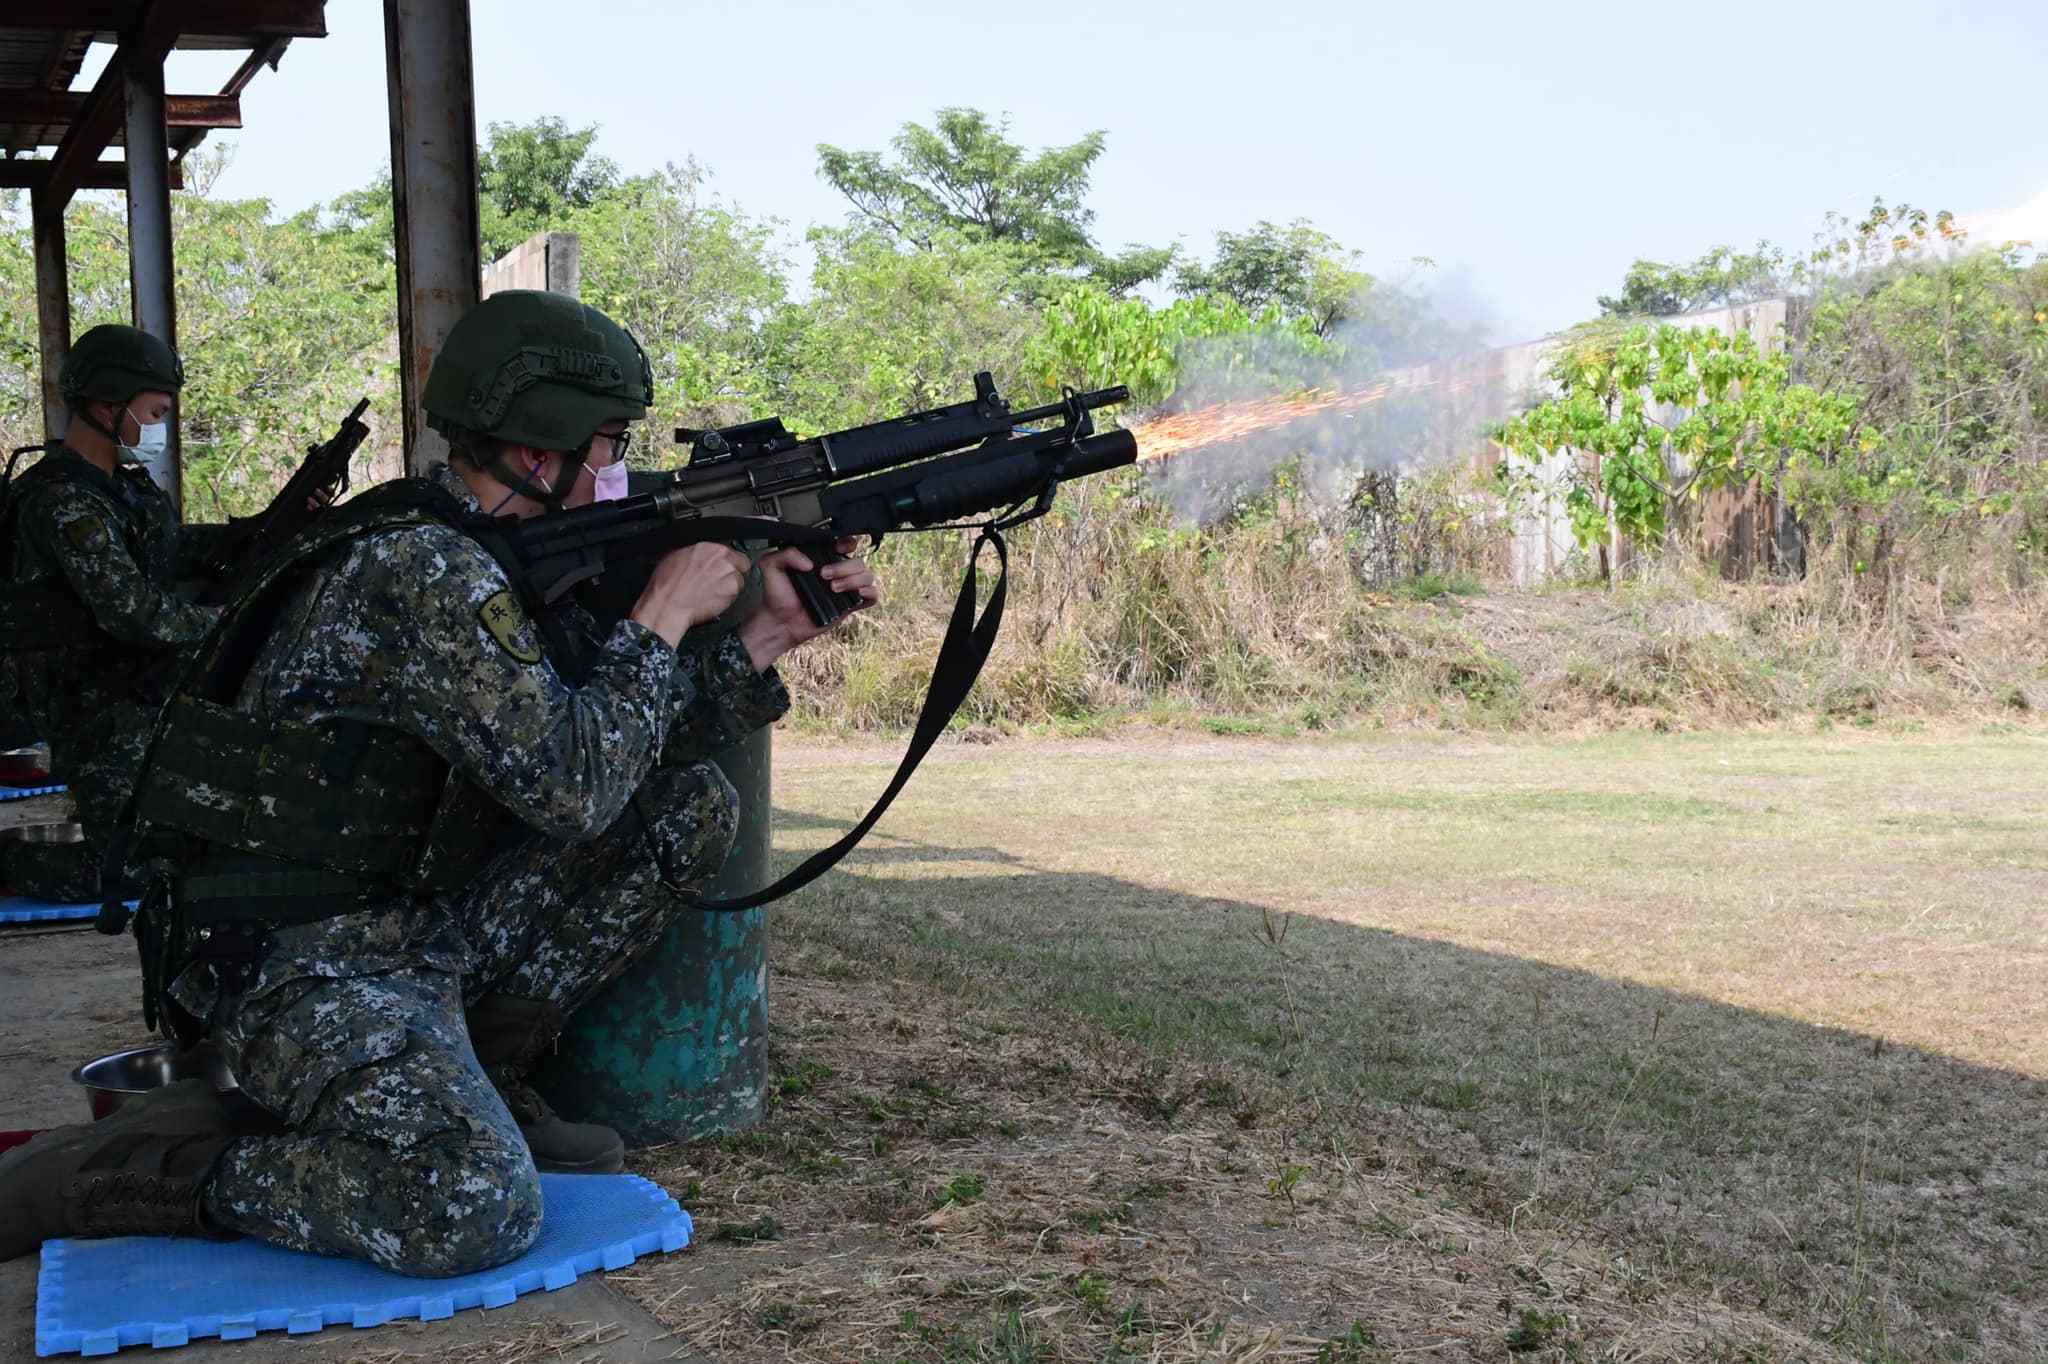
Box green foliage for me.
[1176,217,1373,337]
[1562,197,2048,581]
[1596,243,1788,317]
[1495,322,1857,554]
[772,228,1048,431]
[1031,284,1330,405]
[936,1172,985,1206]
[567,161,788,446]
[816,107,1173,293]
[477,116,622,259]
[1789,203,2048,571]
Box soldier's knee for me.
[642,762,739,886]
[382,1136,543,1278]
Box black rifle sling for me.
[688,523,1010,913]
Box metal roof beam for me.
[3,2,327,39]
[0,91,242,132]
[40,1,180,211]
[0,159,185,190]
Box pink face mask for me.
[589,460,629,502]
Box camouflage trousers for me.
[199,761,739,1277]
[1,702,153,903]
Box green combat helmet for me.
[58,324,184,406]
[424,290,652,456]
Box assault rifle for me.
[496,372,1137,912]
[197,398,371,595]
[497,373,1134,626]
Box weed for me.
[1504,1306,1571,1353]
[711,1214,782,1244]
[1268,1161,1310,1211]
[1397,570,1484,601]
[775,1058,833,1097]
[936,1173,985,1207]
[1317,1320,1384,1362]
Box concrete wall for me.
[480,231,581,299]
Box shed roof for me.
[0,2,327,194]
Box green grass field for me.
[731,727,2046,1360]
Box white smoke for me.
[1144,271,1515,523]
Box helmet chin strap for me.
[486,435,594,515]
[75,402,128,448]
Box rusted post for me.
[123,54,181,509]
[383,0,480,475]
[30,186,70,444]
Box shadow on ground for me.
[767,805,2048,1360]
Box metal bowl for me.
[71,1043,271,1127]
[7,820,82,843]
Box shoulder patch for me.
[62,514,111,554]
[478,589,543,664]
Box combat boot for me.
[467,994,626,1174]
[0,1078,237,1260]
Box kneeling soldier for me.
[0,292,876,1276]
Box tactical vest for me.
[126,479,542,1012]
[0,449,176,653]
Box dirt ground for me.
[3,726,2042,1361]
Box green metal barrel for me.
[535,725,770,1145]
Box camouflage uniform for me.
[176,462,786,1276]
[0,449,219,901]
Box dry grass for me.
[619,976,1845,1363]
[622,728,2048,1362]
[337,1319,638,1364]
[773,472,2048,735]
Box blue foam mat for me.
[36,1173,692,1356]
[0,897,115,925]
[0,783,66,801]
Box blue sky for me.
[116,0,2048,343]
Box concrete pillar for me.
[383,0,480,475]
[122,57,180,509]
[30,187,69,444]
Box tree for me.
[1595,244,1788,317]
[765,228,1049,433]
[1031,284,1328,407]
[1493,322,1856,573]
[1174,218,1371,338]
[569,161,790,448]
[816,108,1173,294]
[478,117,623,259]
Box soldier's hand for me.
[631,543,749,647]
[739,537,880,671]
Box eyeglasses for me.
[590,426,634,467]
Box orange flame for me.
[1127,368,1493,464]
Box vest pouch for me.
[136,696,448,884]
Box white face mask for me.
[109,405,168,463]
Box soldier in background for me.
[0,325,220,902]
[0,291,877,1276]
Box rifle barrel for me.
[1009,386,1130,426]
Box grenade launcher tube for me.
[821,429,1137,535]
